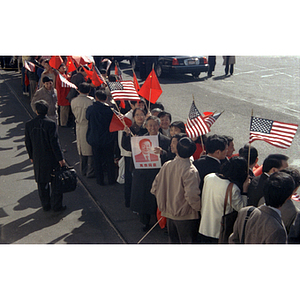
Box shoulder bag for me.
[219,182,237,244]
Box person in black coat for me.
[86,90,116,185]
[25,100,66,211]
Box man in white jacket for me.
[151,137,201,243]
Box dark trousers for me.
[37,181,63,211]
[225,57,234,75]
[167,218,200,244]
[92,142,115,184]
[80,155,94,177]
[197,233,219,244]
[124,156,132,207]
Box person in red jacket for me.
[56,63,71,127]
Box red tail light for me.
[172,58,179,66]
[203,57,208,64]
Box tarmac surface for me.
[0,68,169,244]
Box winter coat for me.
[25,114,63,183]
[71,94,94,155]
[222,56,236,65]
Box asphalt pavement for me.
[0,68,168,244]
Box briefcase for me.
[52,166,77,194]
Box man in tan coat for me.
[71,82,94,177]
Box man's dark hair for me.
[79,82,91,94]
[263,172,295,208]
[177,137,196,159]
[95,90,107,101]
[280,167,300,189]
[223,135,233,146]
[157,111,172,122]
[35,100,48,115]
[220,156,248,191]
[238,144,258,165]
[262,154,289,173]
[150,101,164,111]
[205,134,228,154]
[170,121,185,133]
[108,75,117,82]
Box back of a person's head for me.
[220,156,248,189]
[177,137,196,158]
[205,134,227,154]
[263,172,295,208]
[238,144,258,165]
[35,100,48,115]
[262,154,289,173]
[95,90,107,101]
[79,82,91,94]
[280,167,300,189]
[150,102,164,111]
[108,75,117,82]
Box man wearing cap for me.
[31,76,58,123]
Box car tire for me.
[155,63,163,78]
[192,71,200,78]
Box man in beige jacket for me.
[71,82,94,177]
[151,137,200,243]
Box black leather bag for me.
[52,166,77,193]
[219,182,238,244]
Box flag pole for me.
[137,217,163,244]
[247,109,254,175]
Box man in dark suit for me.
[25,100,66,212]
[247,154,289,206]
[193,134,228,192]
[134,138,159,162]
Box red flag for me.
[138,69,162,104]
[109,111,132,132]
[49,56,63,69]
[71,56,94,67]
[83,65,103,87]
[133,71,140,92]
[156,208,167,229]
[24,72,30,86]
[66,56,77,73]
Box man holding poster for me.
[122,116,170,231]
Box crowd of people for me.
[20,55,300,244]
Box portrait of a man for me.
[134,138,159,162]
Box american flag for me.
[292,193,300,202]
[249,116,298,149]
[185,101,210,138]
[107,81,140,102]
[204,111,223,128]
[24,60,36,72]
[58,73,78,89]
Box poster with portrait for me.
[131,135,161,169]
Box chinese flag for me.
[156,208,166,229]
[133,71,140,92]
[49,56,63,69]
[66,56,77,73]
[138,69,162,103]
[109,113,132,132]
[83,66,103,87]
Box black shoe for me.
[53,205,67,212]
[43,204,51,211]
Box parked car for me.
[131,56,209,78]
